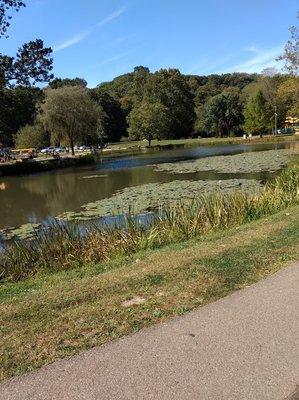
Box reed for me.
[1,164,298,282]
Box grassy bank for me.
[107,134,299,152]
[0,204,298,381]
[0,135,298,177]
[0,154,97,177]
[0,162,298,380]
[1,164,299,282]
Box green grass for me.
[0,161,298,381]
[107,134,299,151]
[0,205,298,381]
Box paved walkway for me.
[1,263,298,400]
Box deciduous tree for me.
[203,92,244,136]
[128,102,171,146]
[38,86,101,155]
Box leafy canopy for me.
[38,86,101,154]
[0,0,25,37]
[14,123,49,149]
[128,101,171,145]
[203,91,244,136]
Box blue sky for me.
[1,0,298,87]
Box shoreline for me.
[0,134,298,177]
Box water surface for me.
[0,140,297,230]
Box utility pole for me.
[274,105,278,135]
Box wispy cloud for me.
[95,6,126,28]
[53,6,126,52]
[226,45,283,73]
[53,31,90,52]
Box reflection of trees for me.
[0,166,161,229]
[0,176,46,228]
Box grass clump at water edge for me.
[0,164,299,283]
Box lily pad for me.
[58,179,262,221]
[154,149,296,174]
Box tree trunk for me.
[148,138,152,147]
[70,139,75,156]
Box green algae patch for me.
[0,223,40,241]
[154,149,296,174]
[58,179,262,221]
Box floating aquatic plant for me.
[154,149,297,174]
[58,179,262,222]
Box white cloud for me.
[53,6,126,52]
[53,31,90,52]
[226,45,283,73]
[95,6,126,27]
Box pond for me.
[0,140,298,236]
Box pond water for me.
[0,140,298,231]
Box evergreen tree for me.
[244,90,272,134]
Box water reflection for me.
[0,140,296,229]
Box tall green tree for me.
[142,69,195,138]
[128,102,171,146]
[203,92,244,136]
[38,86,101,155]
[90,90,127,142]
[244,90,272,134]
[0,1,53,87]
[0,86,43,145]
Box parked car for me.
[40,147,54,154]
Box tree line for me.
[0,1,298,151]
[3,68,297,152]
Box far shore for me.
[1,134,298,178]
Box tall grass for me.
[1,164,298,282]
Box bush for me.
[14,124,50,149]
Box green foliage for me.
[0,153,96,177]
[277,76,299,116]
[203,91,244,136]
[38,86,101,154]
[48,77,87,89]
[142,69,195,138]
[128,101,171,144]
[90,90,127,142]
[0,86,43,146]
[14,124,49,149]
[0,0,25,37]
[0,39,54,87]
[244,90,272,134]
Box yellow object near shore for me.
[11,148,36,155]
[285,116,299,125]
